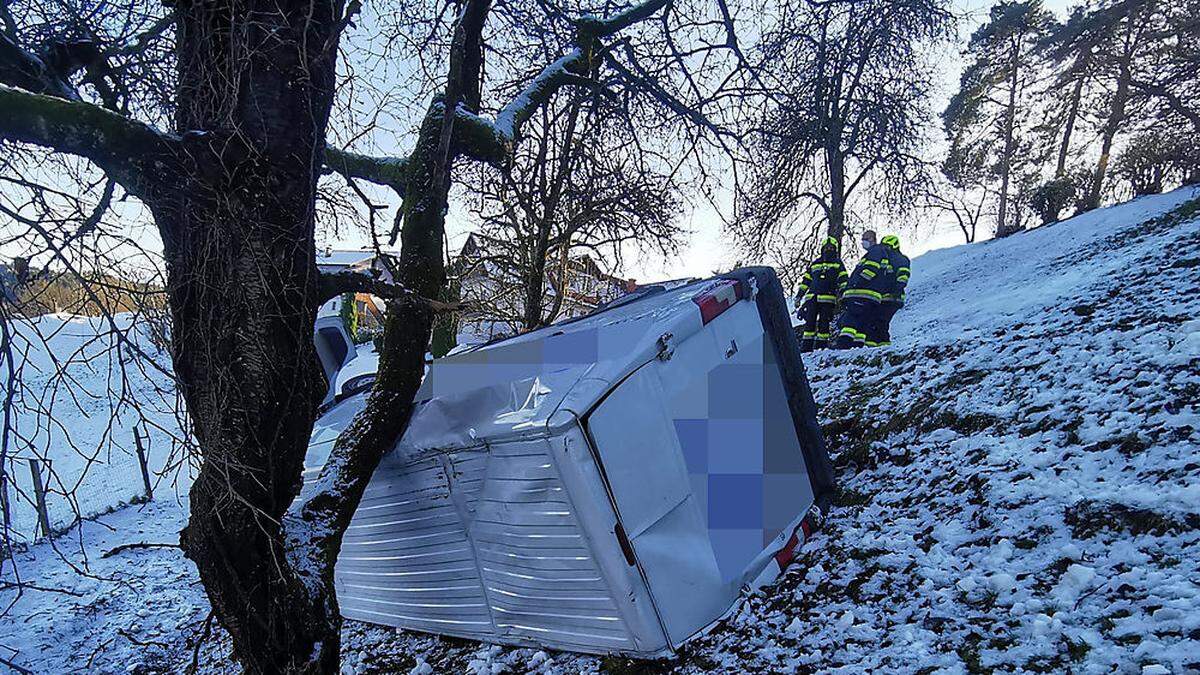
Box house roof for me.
[316,248,397,271]
[457,233,631,290]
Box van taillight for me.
[692,279,746,324]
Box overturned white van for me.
[304,267,835,657]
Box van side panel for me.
[332,435,655,654]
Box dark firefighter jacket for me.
[843,243,895,303]
[885,248,911,306]
[797,251,848,305]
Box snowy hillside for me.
[1,187,1198,673]
[684,187,1200,673]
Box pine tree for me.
[944,0,1055,237]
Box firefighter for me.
[795,236,848,352]
[833,229,891,349]
[871,234,909,347]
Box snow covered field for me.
[1,313,188,543]
[1,187,1198,673]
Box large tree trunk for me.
[825,142,846,242]
[274,0,490,665]
[996,35,1023,238]
[522,219,553,330]
[1084,60,1131,211]
[164,0,347,670]
[1056,70,1085,177]
[521,100,582,330]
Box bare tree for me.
[462,93,681,333]
[734,0,953,261]
[923,181,989,243]
[1,0,736,669]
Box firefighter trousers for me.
[833,298,878,349]
[869,302,901,346]
[799,300,837,352]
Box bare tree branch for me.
[0,85,175,194]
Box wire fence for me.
[0,313,190,553]
[0,421,186,548]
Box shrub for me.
[1029,176,1077,225]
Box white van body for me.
[313,310,357,406]
[304,268,834,657]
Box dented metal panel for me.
[324,430,661,654]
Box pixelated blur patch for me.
[669,335,812,583]
[674,419,708,473]
[543,328,598,364]
[706,419,763,474]
[707,363,764,419]
[708,528,763,581]
[707,474,762,528]
[763,473,809,544]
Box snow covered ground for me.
[1,187,1198,673]
[1,313,188,543]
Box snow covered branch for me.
[574,0,672,39]
[317,269,463,312]
[325,0,673,191]
[0,85,176,194]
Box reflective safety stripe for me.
[844,288,883,301]
[897,275,910,282]
[862,260,881,269]
[839,270,849,277]
[897,267,910,274]
[861,269,876,279]
[802,330,817,338]
[816,332,831,339]
[815,294,838,303]
[838,328,866,344]
[811,262,842,270]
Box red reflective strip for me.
[692,280,746,324]
[774,531,800,568]
[775,514,818,571]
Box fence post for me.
[134,427,153,500]
[28,458,50,539]
[0,465,10,531]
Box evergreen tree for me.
[944,0,1055,238]
[1072,0,1162,210]
[1038,6,1102,178]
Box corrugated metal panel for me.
[468,440,635,651]
[333,456,494,639]
[318,437,637,652]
